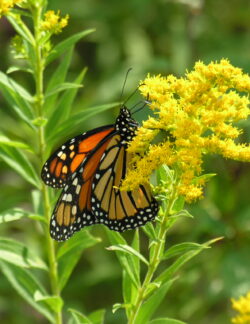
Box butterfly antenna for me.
[131,93,151,115]
[120,68,133,104]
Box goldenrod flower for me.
[231,292,250,324]
[41,10,69,34]
[122,59,250,202]
[0,0,22,17]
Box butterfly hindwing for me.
[41,125,114,188]
[91,135,159,231]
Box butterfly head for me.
[116,106,139,142]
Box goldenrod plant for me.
[0,1,249,324]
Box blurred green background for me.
[0,0,250,323]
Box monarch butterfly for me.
[41,105,159,241]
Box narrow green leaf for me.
[68,308,92,324]
[156,164,174,184]
[0,145,40,188]
[0,208,29,223]
[172,209,193,219]
[163,242,208,260]
[0,71,33,103]
[0,261,54,323]
[131,230,140,281]
[0,238,48,270]
[0,72,34,126]
[6,66,33,74]
[105,230,139,288]
[47,102,118,143]
[45,82,82,98]
[89,309,105,324]
[142,222,157,240]
[156,248,208,284]
[106,244,149,266]
[45,68,87,138]
[44,48,74,113]
[57,230,100,290]
[46,29,95,65]
[34,291,63,313]
[135,281,174,324]
[149,318,187,324]
[122,270,133,318]
[0,134,33,152]
[7,16,34,44]
[171,196,185,213]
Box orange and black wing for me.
[91,135,159,231]
[49,133,115,241]
[41,125,114,188]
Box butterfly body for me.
[42,106,158,241]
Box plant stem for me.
[32,5,62,324]
[128,185,178,324]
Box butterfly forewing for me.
[41,125,114,188]
[50,132,115,241]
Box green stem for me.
[128,184,178,324]
[32,5,62,324]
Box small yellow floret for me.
[41,10,69,34]
[231,292,250,324]
[0,0,22,17]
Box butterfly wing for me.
[91,135,159,231]
[50,131,115,241]
[41,126,114,188]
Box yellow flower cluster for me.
[231,292,250,324]
[41,10,69,34]
[0,0,22,17]
[122,59,250,202]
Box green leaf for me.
[45,82,82,98]
[45,68,87,138]
[142,222,157,240]
[0,134,33,152]
[155,241,213,284]
[131,230,140,279]
[44,48,74,113]
[0,145,40,188]
[6,66,33,74]
[57,230,101,290]
[0,261,54,323]
[44,46,73,115]
[0,72,34,126]
[0,71,33,103]
[163,242,208,260]
[106,244,149,266]
[171,196,185,213]
[156,164,174,184]
[89,309,106,324]
[172,209,193,219]
[34,291,63,313]
[46,29,95,65]
[135,281,174,324]
[7,16,34,44]
[105,230,139,288]
[0,238,48,270]
[122,270,134,318]
[0,208,29,223]
[47,102,118,143]
[68,308,92,324]
[149,318,187,324]
[192,173,217,184]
